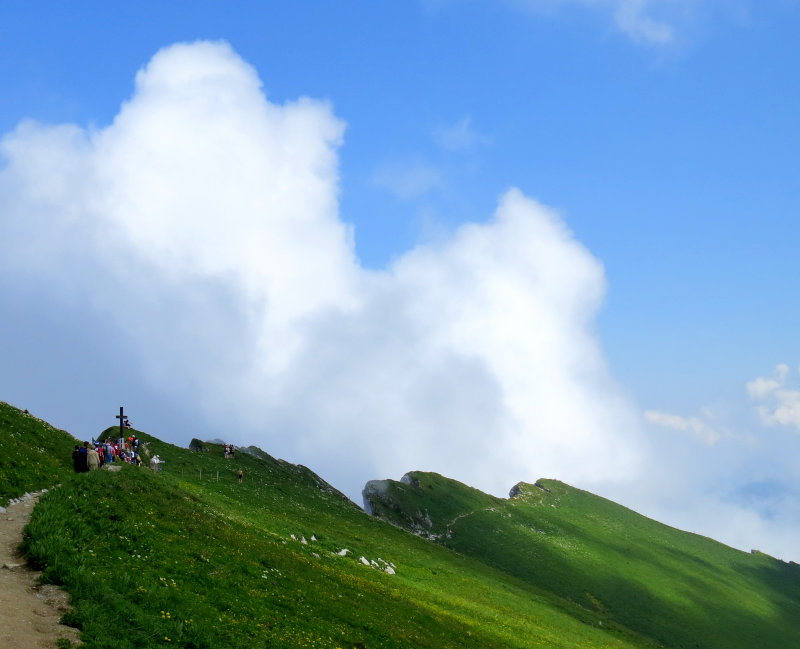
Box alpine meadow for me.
[2,400,799,648]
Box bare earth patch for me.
[0,493,81,648]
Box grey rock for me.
[401,473,420,487]
[362,479,391,515]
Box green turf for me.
[3,400,799,648]
[365,472,800,649]
[0,401,77,505]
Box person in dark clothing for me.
[77,442,89,473]
[72,445,81,473]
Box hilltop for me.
[2,400,800,648]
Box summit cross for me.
[116,406,126,440]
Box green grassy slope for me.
[364,472,800,649]
[3,402,656,649]
[0,401,78,505]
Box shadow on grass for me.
[441,499,800,649]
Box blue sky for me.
[1,1,799,559]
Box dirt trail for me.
[0,493,81,648]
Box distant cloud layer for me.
[0,41,643,501]
[372,159,445,198]
[434,116,492,151]
[747,364,800,430]
[510,0,736,44]
[644,409,722,445]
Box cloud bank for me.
[0,41,643,503]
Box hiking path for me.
[0,493,81,648]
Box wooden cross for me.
[116,406,126,439]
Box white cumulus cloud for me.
[0,40,644,503]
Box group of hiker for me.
[70,427,244,483]
[71,436,142,473]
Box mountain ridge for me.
[362,469,800,649]
[3,399,800,648]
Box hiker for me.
[77,442,89,473]
[87,443,100,471]
[238,469,243,484]
[72,445,81,473]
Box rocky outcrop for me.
[362,478,443,540]
[362,479,391,515]
[509,480,551,499]
[189,438,207,452]
[400,473,420,488]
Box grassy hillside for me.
[364,472,800,649]
[3,402,657,649]
[0,401,77,505]
[4,401,800,648]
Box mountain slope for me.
[4,401,800,648]
[0,401,77,505]
[364,471,800,649]
[3,402,656,649]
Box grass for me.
[0,401,77,505]
[4,400,800,648]
[366,473,800,649]
[5,403,645,649]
